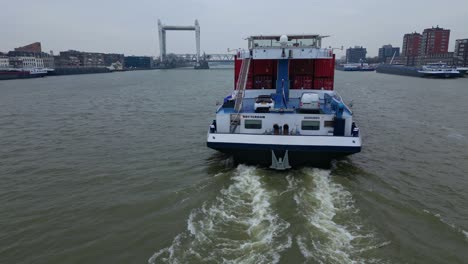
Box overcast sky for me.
[1,0,468,57]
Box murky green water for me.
[1,69,467,263]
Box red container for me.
[325,79,334,90]
[234,57,255,89]
[314,59,334,78]
[290,59,314,75]
[246,78,253,89]
[303,76,313,89]
[292,75,303,89]
[314,78,324,89]
[254,75,273,89]
[291,75,314,89]
[314,78,334,90]
[253,59,275,75]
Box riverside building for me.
[454,39,468,67]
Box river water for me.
[1,69,467,264]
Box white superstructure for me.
[0,57,9,68]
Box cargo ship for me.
[206,34,361,169]
[375,64,423,77]
[376,62,462,78]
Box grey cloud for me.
[1,0,467,57]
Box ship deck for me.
[217,97,351,117]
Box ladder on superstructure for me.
[230,58,251,133]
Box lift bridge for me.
[157,19,234,68]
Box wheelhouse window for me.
[301,120,320,130]
[245,120,262,129]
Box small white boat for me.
[337,62,375,71]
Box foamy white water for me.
[292,168,380,263]
[149,165,291,264]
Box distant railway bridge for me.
[173,53,235,62]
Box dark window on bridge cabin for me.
[245,120,262,129]
[301,121,320,130]
[273,124,280,134]
[324,121,334,127]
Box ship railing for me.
[324,93,353,115]
[238,48,333,59]
[214,131,360,138]
[237,50,251,59]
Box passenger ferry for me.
[418,62,460,78]
[207,35,361,169]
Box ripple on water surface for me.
[149,165,388,264]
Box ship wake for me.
[148,165,291,264]
[291,168,386,263]
[149,166,387,263]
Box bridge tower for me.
[157,19,201,64]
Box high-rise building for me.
[402,32,422,57]
[420,26,450,56]
[378,44,400,62]
[454,39,468,66]
[346,46,367,63]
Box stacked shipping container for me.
[234,55,335,91]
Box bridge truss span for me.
[173,53,235,62]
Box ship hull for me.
[208,145,360,167]
[456,68,468,76]
[0,75,46,80]
[418,72,461,78]
[376,65,424,77]
[207,133,361,168]
[336,67,375,72]
[0,71,47,80]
